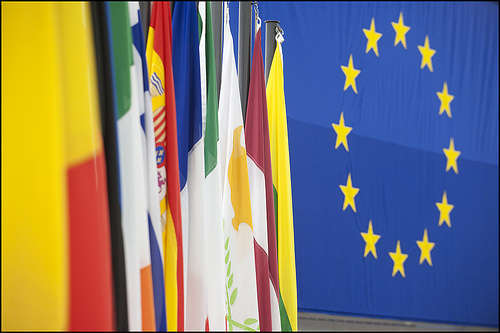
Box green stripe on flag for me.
[198,6,202,42]
[279,290,293,331]
[109,2,132,119]
[204,2,219,176]
[274,185,292,330]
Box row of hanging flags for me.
[2,1,297,331]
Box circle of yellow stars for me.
[332,12,461,278]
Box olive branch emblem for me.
[223,219,259,331]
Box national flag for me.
[91,2,129,329]
[245,26,281,331]
[2,3,69,330]
[107,2,155,330]
[130,2,166,331]
[218,3,260,331]
[200,2,227,331]
[171,2,207,330]
[266,33,298,331]
[146,2,184,330]
[56,3,115,331]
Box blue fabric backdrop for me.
[228,1,498,327]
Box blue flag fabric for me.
[259,1,498,327]
[171,2,206,330]
[171,1,203,190]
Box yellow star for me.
[417,35,436,72]
[443,138,461,174]
[436,191,454,228]
[416,229,435,266]
[331,112,352,151]
[339,173,359,212]
[436,82,454,118]
[363,18,382,56]
[341,54,361,94]
[391,12,410,49]
[389,240,408,278]
[361,220,381,259]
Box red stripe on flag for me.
[254,239,272,331]
[154,108,165,122]
[154,119,166,133]
[68,151,115,331]
[155,128,166,142]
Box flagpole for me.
[139,1,150,40]
[238,1,252,123]
[211,1,223,99]
[265,20,280,83]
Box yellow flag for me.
[266,40,298,331]
[2,3,68,330]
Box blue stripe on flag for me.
[131,18,149,92]
[171,1,202,190]
[148,216,167,331]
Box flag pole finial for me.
[253,1,261,34]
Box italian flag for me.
[199,2,227,331]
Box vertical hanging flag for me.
[146,2,185,331]
[200,2,227,331]
[266,32,298,332]
[130,2,166,331]
[91,2,129,329]
[108,2,155,331]
[58,3,115,331]
[218,3,260,331]
[2,3,68,330]
[245,25,281,331]
[171,2,207,330]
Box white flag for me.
[218,3,260,331]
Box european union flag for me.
[259,1,498,327]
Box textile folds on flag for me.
[245,26,281,331]
[59,3,115,331]
[108,2,155,330]
[91,2,129,329]
[129,2,166,331]
[171,2,207,330]
[146,2,185,330]
[2,3,69,330]
[266,33,298,331]
[278,3,497,326]
[218,3,260,331]
[199,2,227,331]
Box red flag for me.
[245,27,281,330]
